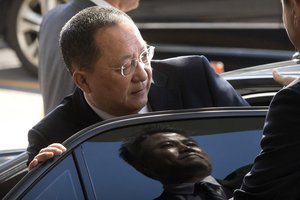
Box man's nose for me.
[178,143,195,152]
[132,62,150,81]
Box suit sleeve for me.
[234,80,300,200]
[187,56,249,107]
[200,57,249,107]
[26,128,49,165]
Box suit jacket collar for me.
[149,62,183,111]
[71,88,102,127]
[162,176,221,195]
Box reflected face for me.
[83,19,152,116]
[140,132,212,183]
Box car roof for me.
[222,58,300,80]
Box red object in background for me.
[210,61,224,74]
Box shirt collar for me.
[163,176,220,195]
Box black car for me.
[1,57,300,199]
[0,0,295,75]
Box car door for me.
[4,107,267,199]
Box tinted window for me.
[21,155,84,200]
[76,118,263,199]
[78,141,161,199]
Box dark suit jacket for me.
[27,55,249,163]
[38,0,108,114]
[234,79,300,200]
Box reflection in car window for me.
[80,141,161,199]
[195,130,261,178]
[22,156,84,200]
[79,129,262,199]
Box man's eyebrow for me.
[182,138,198,144]
[118,44,148,61]
[156,139,177,146]
[158,139,175,144]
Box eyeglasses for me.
[114,45,155,77]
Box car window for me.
[21,155,84,200]
[77,117,263,199]
[78,141,161,199]
[6,110,265,200]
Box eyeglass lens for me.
[121,46,154,76]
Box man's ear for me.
[73,69,92,93]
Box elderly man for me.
[39,0,140,114]
[28,6,248,170]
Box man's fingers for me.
[28,152,53,171]
[39,146,65,155]
[272,69,283,85]
[272,69,297,87]
[28,158,38,171]
[47,143,67,152]
[28,144,67,171]
[34,151,54,162]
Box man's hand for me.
[273,69,297,87]
[28,143,67,171]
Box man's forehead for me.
[147,132,189,143]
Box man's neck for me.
[83,93,150,120]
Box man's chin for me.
[134,98,148,109]
[126,103,147,114]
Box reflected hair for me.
[59,6,134,74]
[119,125,187,178]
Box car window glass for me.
[196,130,261,178]
[79,141,161,199]
[21,155,84,200]
[78,117,263,199]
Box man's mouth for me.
[180,153,203,160]
[132,87,145,94]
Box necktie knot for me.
[194,182,227,200]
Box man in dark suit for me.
[234,0,300,199]
[28,7,248,170]
[119,126,229,200]
[39,0,140,114]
